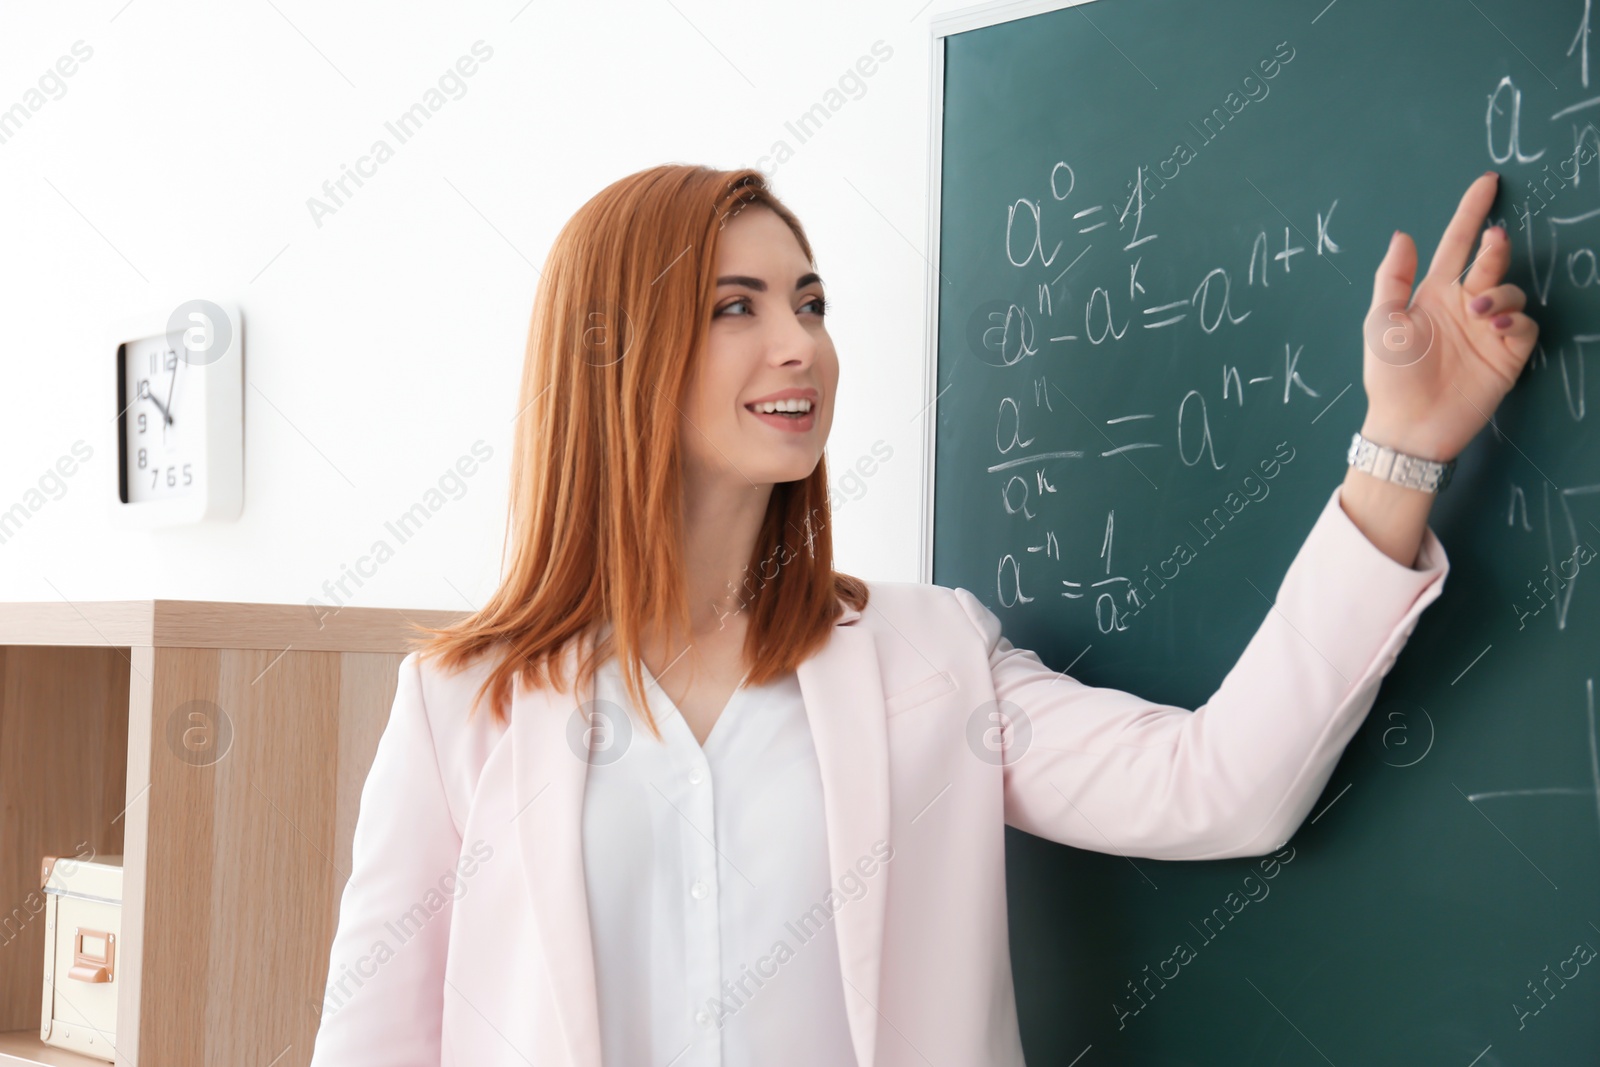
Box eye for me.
[714,294,830,318]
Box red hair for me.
[409,164,868,736]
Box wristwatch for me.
[1346,431,1455,494]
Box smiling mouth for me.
[744,400,816,419]
[745,406,812,419]
[743,400,818,433]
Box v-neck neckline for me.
[635,658,751,753]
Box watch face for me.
[120,333,198,502]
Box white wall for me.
[0,0,977,613]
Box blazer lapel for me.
[509,603,891,1067]
[510,635,604,1067]
[796,600,892,1067]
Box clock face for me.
[120,333,200,502]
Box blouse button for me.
[695,1009,712,1027]
[688,767,705,786]
[690,879,709,900]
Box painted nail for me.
[1493,314,1513,329]
[1471,294,1492,313]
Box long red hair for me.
[409,164,868,737]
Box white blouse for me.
[580,651,860,1066]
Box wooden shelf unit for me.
[0,600,465,1067]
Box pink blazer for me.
[307,485,1447,1066]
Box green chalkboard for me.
[928,0,1600,1062]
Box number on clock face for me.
[122,334,195,501]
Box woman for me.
[307,165,1535,1066]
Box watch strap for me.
[1346,432,1455,494]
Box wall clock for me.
[112,300,243,526]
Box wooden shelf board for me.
[0,600,466,652]
[0,1032,114,1067]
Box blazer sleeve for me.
[308,651,462,1067]
[951,483,1449,862]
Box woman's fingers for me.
[1482,310,1539,377]
[1462,224,1512,293]
[1369,229,1419,314]
[1467,282,1528,321]
[1426,172,1501,284]
[1501,312,1538,343]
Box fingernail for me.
[1493,313,1512,329]
[1484,170,1499,181]
[1471,294,1492,313]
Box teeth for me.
[750,398,813,414]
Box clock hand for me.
[163,353,178,420]
[161,352,179,444]
[147,393,174,426]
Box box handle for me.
[67,928,115,984]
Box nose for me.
[770,304,819,369]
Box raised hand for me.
[1360,171,1539,463]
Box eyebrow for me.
[715,272,823,291]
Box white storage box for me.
[40,853,123,1063]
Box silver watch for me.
[1346,431,1455,493]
